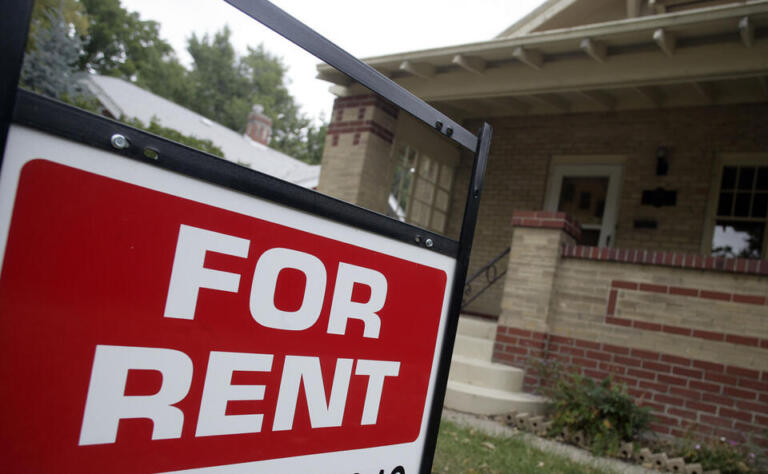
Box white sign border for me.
[0,125,457,474]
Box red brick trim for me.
[328,119,394,144]
[332,95,399,118]
[512,211,582,241]
[493,325,768,445]
[563,244,768,276]
[604,280,768,349]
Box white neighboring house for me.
[78,74,320,188]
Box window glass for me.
[410,200,430,227]
[753,193,768,218]
[388,144,455,233]
[738,167,755,190]
[439,164,454,189]
[579,229,601,247]
[712,221,764,259]
[717,192,733,217]
[413,180,435,203]
[557,177,608,226]
[419,156,439,183]
[734,193,751,217]
[431,210,446,231]
[721,166,737,189]
[435,189,450,212]
[757,167,768,190]
[390,145,416,220]
[712,163,767,259]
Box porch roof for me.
[318,1,768,118]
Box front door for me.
[543,164,623,247]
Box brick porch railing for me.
[494,211,768,449]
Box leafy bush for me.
[122,116,225,158]
[655,434,765,474]
[539,365,652,456]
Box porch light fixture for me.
[656,146,669,176]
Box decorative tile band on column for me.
[512,210,581,241]
[328,94,398,145]
[332,95,399,118]
[493,325,768,446]
[328,119,394,144]
[563,244,768,276]
[604,280,768,349]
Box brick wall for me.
[457,103,768,316]
[318,101,768,317]
[495,327,768,446]
[495,215,768,448]
[317,95,398,213]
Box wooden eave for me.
[317,2,768,117]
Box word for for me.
[164,224,388,338]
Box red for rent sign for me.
[0,127,456,473]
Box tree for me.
[121,116,225,158]
[302,120,328,165]
[183,30,326,164]
[77,0,191,104]
[184,27,251,132]
[29,0,89,44]
[25,1,325,165]
[21,8,84,100]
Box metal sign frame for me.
[0,1,491,472]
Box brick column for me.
[494,211,580,371]
[500,211,581,332]
[317,95,398,213]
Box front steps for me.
[445,381,549,415]
[444,316,547,416]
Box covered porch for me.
[318,1,768,317]
[316,0,768,447]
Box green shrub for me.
[538,363,652,456]
[659,434,764,474]
[121,116,225,158]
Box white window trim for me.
[544,162,624,248]
[702,153,768,258]
[390,142,455,234]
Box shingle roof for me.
[79,74,320,188]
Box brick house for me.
[316,0,768,446]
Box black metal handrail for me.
[461,246,511,309]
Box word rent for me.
[79,224,400,446]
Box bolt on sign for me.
[0,1,491,473]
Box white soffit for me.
[317,2,768,79]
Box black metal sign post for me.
[0,1,491,472]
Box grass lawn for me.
[432,420,615,474]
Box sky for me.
[120,0,546,123]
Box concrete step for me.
[457,315,497,340]
[453,334,494,361]
[449,354,524,392]
[444,380,548,416]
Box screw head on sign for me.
[425,238,434,248]
[110,134,130,150]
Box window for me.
[389,144,454,233]
[711,163,768,259]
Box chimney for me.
[245,104,272,145]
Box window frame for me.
[390,142,455,234]
[543,159,625,248]
[703,153,768,258]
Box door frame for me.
[543,163,624,247]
